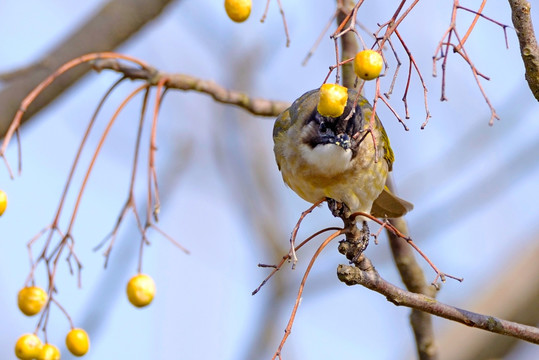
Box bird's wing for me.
[370,185,413,218]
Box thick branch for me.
[508,0,539,100]
[337,259,539,345]
[92,59,290,116]
[0,0,177,138]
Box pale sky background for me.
[1,1,538,359]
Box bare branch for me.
[337,259,539,345]
[92,59,290,116]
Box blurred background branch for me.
[0,0,178,138]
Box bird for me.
[273,87,412,220]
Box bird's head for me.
[292,89,365,175]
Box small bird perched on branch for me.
[273,86,412,220]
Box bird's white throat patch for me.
[300,143,352,175]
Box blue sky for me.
[1,1,538,359]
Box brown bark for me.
[508,0,539,100]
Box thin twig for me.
[349,211,461,286]
[457,4,510,49]
[303,11,338,66]
[272,230,344,359]
[95,87,151,267]
[65,84,150,235]
[253,227,342,296]
[0,53,149,176]
[288,199,325,268]
[260,0,290,46]
[455,0,488,51]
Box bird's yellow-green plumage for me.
[273,88,412,219]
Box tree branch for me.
[508,0,539,100]
[337,258,539,345]
[91,59,290,116]
[0,0,178,138]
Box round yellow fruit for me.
[38,344,61,360]
[317,83,348,117]
[0,190,7,216]
[65,328,89,357]
[15,334,43,360]
[225,0,251,23]
[354,50,383,80]
[126,274,156,307]
[18,286,48,316]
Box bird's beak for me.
[335,133,351,150]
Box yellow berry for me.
[126,274,156,308]
[224,0,251,23]
[18,286,48,316]
[15,334,43,360]
[317,83,348,117]
[38,344,61,360]
[0,189,7,216]
[354,50,383,80]
[65,328,89,357]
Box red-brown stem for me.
[253,227,343,296]
[289,199,325,268]
[260,0,290,46]
[275,0,290,47]
[272,229,344,359]
[40,79,126,261]
[377,0,420,50]
[378,93,408,131]
[451,29,500,124]
[98,87,151,267]
[331,0,363,39]
[455,0,487,51]
[147,78,168,226]
[65,83,149,235]
[348,211,462,285]
[139,77,168,273]
[393,29,431,126]
[323,58,355,85]
[150,224,190,253]
[51,296,75,328]
[25,79,125,288]
[0,52,149,175]
[384,38,402,98]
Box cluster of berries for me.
[15,274,155,359]
[318,50,383,117]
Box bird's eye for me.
[319,122,327,133]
